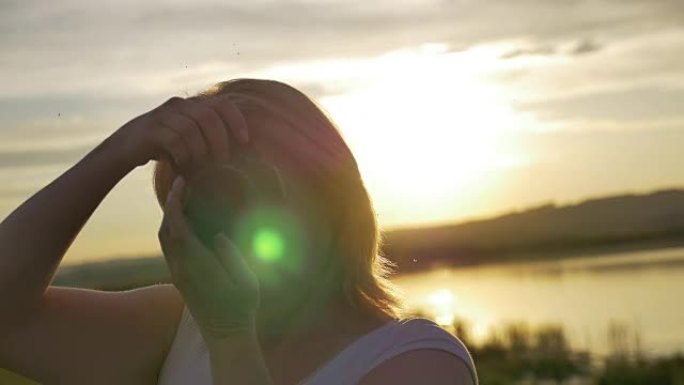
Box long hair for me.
[152,78,404,319]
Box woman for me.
[0,79,477,385]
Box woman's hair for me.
[152,78,404,319]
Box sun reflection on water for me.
[471,319,492,344]
[435,312,456,326]
[421,288,493,344]
[426,288,456,308]
[425,289,457,326]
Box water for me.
[393,246,684,356]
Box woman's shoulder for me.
[358,348,476,385]
[384,317,475,358]
[371,317,478,383]
[303,316,477,385]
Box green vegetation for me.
[409,309,684,385]
[0,368,37,384]
[5,189,684,383]
[49,189,684,290]
[3,311,683,384]
[385,189,684,272]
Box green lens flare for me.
[232,203,308,288]
[252,227,285,262]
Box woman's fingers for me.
[108,93,249,171]
[159,112,208,165]
[213,233,258,289]
[155,127,192,170]
[158,176,260,335]
[162,176,188,233]
[159,176,226,287]
[158,177,189,270]
[175,101,232,164]
[159,176,256,290]
[153,95,249,172]
[205,95,250,145]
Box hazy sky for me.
[1,0,683,264]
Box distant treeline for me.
[53,255,171,291]
[383,189,684,272]
[53,188,684,289]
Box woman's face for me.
[175,102,340,313]
[227,142,335,306]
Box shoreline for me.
[392,237,684,275]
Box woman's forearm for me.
[205,328,273,385]
[0,135,133,318]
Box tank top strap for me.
[300,317,478,385]
[157,305,212,385]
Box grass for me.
[407,309,684,385]
[0,369,37,384]
[4,313,682,384]
[2,264,683,385]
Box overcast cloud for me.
[2,0,683,166]
[1,0,683,261]
[1,0,683,95]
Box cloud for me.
[1,0,683,247]
[517,86,684,123]
[500,45,557,60]
[500,38,603,60]
[0,186,37,201]
[488,28,684,106]
[1,0,682,99]
[0,142,95,168]
[1,0,683,144]
[570,38,603,55]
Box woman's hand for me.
[158,175,260,340]
[106,95,250,172]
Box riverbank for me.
[2,302,682,385]
[408,308,684,385]
[408,237,684,274]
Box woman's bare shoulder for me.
[0,283,185,385]
[120,283,186,374]
[357,349,475,385]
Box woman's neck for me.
[255,286,389,354]
[254,290,392,385]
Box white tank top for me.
[157,305,478,385]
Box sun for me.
[318,46,527,226]
[247,43,530,227]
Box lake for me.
[393,246,684,357]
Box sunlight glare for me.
[317,45,530,224]
[425,289,458,327]
[435,312,456,326]
[252,227,285,262]
[471,320,492,344]
[426,288,456,308]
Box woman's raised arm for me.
[0,136,133,319]
[0,95,244,384]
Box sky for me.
[1,0,683,264]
